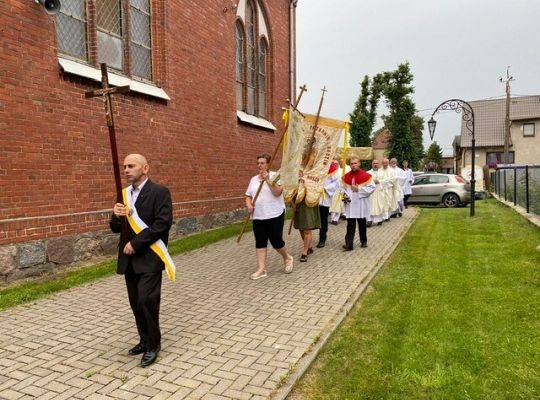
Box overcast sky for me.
[296,0,539,155]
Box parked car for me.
[408,173,470,207]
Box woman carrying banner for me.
[293,171,321,262]
[245,153,294,280]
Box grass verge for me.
[290,199,539,400]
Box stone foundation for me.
[0,208,245,284]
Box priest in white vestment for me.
[342,157,376,250]
[329,161,350,224]
[317,161,340,248]
[367,159,386,225]
[390,158,407,217]
[402,160,415,208]
[379,159,397,221]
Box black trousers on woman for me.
[344,218,367,250]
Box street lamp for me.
[429,99,476,217]
[427,117,436,140]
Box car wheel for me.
[443,193,460,208]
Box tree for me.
[425,141,443,172]
[349,76,371,148]
[379,62,423,169]
[410,114,425,167]
[349,75,383,168]
[349,75,383,148]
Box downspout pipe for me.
[289,0,298,101]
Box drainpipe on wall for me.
[289,0,298,101]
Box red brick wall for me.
[0,0,291,244]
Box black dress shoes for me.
[316,241,325,248]
[140,345,160,368]
[128,343,146,356]
[361,242,368,248]
[342,245,353,251]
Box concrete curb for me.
[270,208,420,400]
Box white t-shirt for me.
[245,172,285,220]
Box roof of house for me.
[461,95,540,147]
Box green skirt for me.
[294,201,321,230]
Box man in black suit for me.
[110,154,173,367]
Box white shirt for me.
[344,182,376,219]
[131,178,148,205]
[245,172,285,220]
[403,168,415,195]
[319,173,340,207]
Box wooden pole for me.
[236,85,307,243]
[85,63,130,237]
[288,86,328,235]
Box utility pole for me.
[499,67,514,164]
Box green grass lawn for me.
[290,199,540,400]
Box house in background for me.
[372,127,391,161]
[441,157,455,174]
[457,96,540,172]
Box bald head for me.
[125,154,148,165]
[123,154,149,187]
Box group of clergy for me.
[318,156,415,251]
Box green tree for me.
[379,62,423,169]
[349,75,383,147]
[410,114,425,168]
[349,76,371,148]
[425,141,443,172]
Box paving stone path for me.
[0,209,418,400]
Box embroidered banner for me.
[279,108,313,203]
[296,114,345,206]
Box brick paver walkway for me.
[0,209,417,400]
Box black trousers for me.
[252,212,285,249]
[404,194,411,208]
[318,205,330,243]
[345,218,367,249]
[125,266,162,350]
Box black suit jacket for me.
[110,180,173,275]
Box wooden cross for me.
[85,63,130,203]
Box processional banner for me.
[280,108,312,203]
[336,147,374,161]
[280,111,345,206]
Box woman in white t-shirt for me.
[245,153,294,280]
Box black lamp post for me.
[429,99,476,217]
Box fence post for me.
[497,170,500,196]
[504,169,507,201]
[513,167,517,206]
[525,165,530,213]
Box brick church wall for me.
[0,0,292,282]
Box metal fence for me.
[491,164,540,215]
